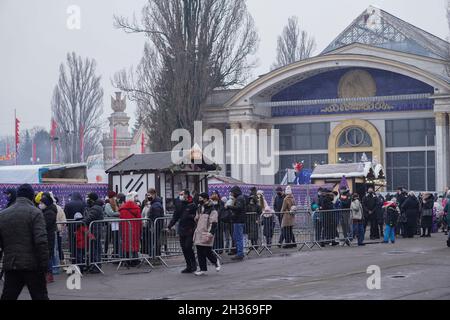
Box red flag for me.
[50,119,57,164]
[80,125,84,162]
[113,128,117,162]
[15,117,20,165]
[15,118,20,147]
[141,132,145,154]
[50,119,57,138]
[32,143,36,164]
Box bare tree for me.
[114,0,259,151]
[51,52,104,163]
[272,16,316,70]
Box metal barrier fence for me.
[51,209,354,273]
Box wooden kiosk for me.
[105,149,219,211]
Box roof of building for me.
[208,175,244,185]
[322,6,449,59]
[106,151,219,174]
[310,162,385,180]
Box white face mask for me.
[179,195,185,201]
[38,203,46,210]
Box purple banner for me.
[209,183,334,208]
[0,184,109,209]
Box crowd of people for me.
[1,183,450,300]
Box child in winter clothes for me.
[74,212,94,273]
[383,199,399,244]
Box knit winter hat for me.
[285,186,292,195]
[41,192,54,207]
[108,191,117,199]
[34,191,44,204]
[126,192,138,202]
[87,192,99,202]
[17,184,35,202]
[74,212,83,221]
[199,192,209,200]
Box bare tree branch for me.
[51,52,104,163]
[272,16,316,70]
[113,0,259,151]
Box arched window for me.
[338,127,372,148]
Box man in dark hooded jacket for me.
[144,189,164,257]
[3,188,17,209]
[37,193,57,283]
[82,192,104,273]
[0,184,49,300]
[226,186,246,261]
[168,190,197,273]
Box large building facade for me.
[203,7,450,192]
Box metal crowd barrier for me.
[51,209,354,274]
[55,220,89,270]
[152,216,184,267]
[88,218,154,272]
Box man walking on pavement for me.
[168,190,198,273]
[0,184,49,300]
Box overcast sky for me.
[0,0,448,137]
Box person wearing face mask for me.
[36,193,57,283]
[168,190,197,273]
[226,186,246,261]
[144,189,164,258]
[193,193,220,276]
[362,187,378,240]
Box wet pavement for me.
[3,232,450,300]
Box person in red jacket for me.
[119,192,142,267]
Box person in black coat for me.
[362,188,379,240]
[37,193,57,283]
[319,190,336,246]
[227,186,246,260]
[82,193,104,273]
[3,188,17,209]
[273,187,285,245]
[420,193,434,237]
[0,184,49,300]
[143,189,165,257]
[395,187,407,236]
[336,189,352,244]
[245,187,261,248]
[64,192,86,264]
[168,190,197,273]
[375,193,385,239]
[401,192,420,238]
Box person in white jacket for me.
[350,193,365,246]
[50,193,67,271]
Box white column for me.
[229,122,242,181]
[241,122,258,184]
[435,112,448,192]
